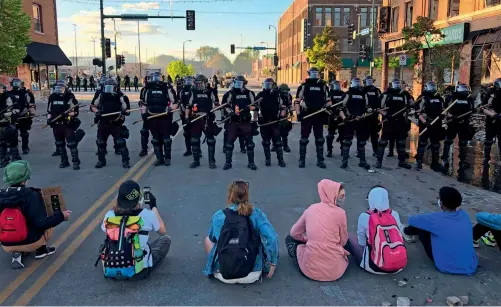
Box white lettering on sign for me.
[456,100,468,104]
[236,95,247,99]
[53,101,64,105]
[333,96,343,99]
[197,94,208,99]
[430,99,441,103]
[367,92,376,95]
[352,95,363,99]
[393,96,403,101]
[151,91,163,94]
[310,87,321,91]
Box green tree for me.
[186,64,196,76]
[195,46,220,62]
[305,26,341,73]
[206,53,233,72]
[233,51,255,74]
[0,0,31,74]
[167,61,189,78]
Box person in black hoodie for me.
[0,160,71,269]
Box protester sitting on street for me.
[99,180,170,279]
[403,186,478,275]
[473,212,500,250]
[203,180,279,284]
[346,185,409,274]
[285,179,349,282]
[0,161,71,269]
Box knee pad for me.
[262,140,271,146]
[140,129,149,137]
[96,139,107,147]
[183,132,190,138]
[357,140,367,147]
[207,138,216,146]
[299,138,309,146]
[274,138,283,147]
[163,137,172,146]
[56,141,65,147]
[342,139,352,147]
[115,138,126,148]
[459,140,468,147]
[315,137,325,145]
[190,137,200,146]
[67,141,78,149]
[378,139,388,147]
[225,142,234,151]
[246,139,255,150]
[151,138,161,146]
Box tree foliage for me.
[187,64,196,76]
[233,50,256,74]
[167,61,191,78]
[305,26,341,72]
[195,46,220,62]
[0,0,31,74]
[206,53,233,72]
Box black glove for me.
[141,113,149,121]
[366,108,374,113]
[251,122,259,136]
[385,113,394,120]
[297,113,304,122]
[95,111,102,120]
[47,118,54,126]
[121,109,128,116]
[185,117,191,125]
[148,193,157,209]
[494,113,501,120]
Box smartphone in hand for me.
[143,187,151,206]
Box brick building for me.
[277,0,382,86]
[252,55,274,79]
[0,0,71,93]
[379,0,501,94]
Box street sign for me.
[360,28,370,36]
[352,30,357,40]
[253,46,267,51]
[399,54,407,66]
[120,14,148,21]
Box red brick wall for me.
[23,0,58,45]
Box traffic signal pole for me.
[369,0,376,76]
[100,0,106,75]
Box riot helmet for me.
[391,79,402,90]
[152,72,162,83]
[233,75,246,89]
[279,83,290,94]
[351,78,362,89]
[456,83,469,93]
[331,81,341,91]
[104,78,117,94]
[194,74,207,91]
[424,81,437,93]
[184,76,194,86]
[364,76,374,87]
[11,78,22,90]
[263,78,274,91]
[494,78,501,90]
[308,67,320,79]
[53,80,66,94]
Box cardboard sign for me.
[41,186,67,216]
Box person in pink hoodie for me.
[285,179,349,281]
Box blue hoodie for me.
[408,210,478,275]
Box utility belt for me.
[230,114,252,123]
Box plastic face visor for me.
[426,84,437,92]
[233,80,244,89]
[365,79,374,86]
[392,81,402,89]
[53,86,65,94]
[185,78,193,86]
[456,85,468,92]
[195,82,206,90]
[309,71,319,79]
[263,82,273,90]
[331,83,341,91]
[12,80,22,88]
[351,80,362,88]
[104,85,115,93]
[152,75,161,82]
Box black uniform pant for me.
[16,117,32,151]
[52,123,80,164]
[83,84,88,91]
[76,84,80,91]
[0,124,20,165]
[140,120,149,152]
[149,116,173,161]
[279,121,291,149]
[225,121,254,164]
[326,116,340,153]
[341,119,369,162]
[190,117,216,163]
[260,123,284,162]
[96,121,129,163]
[376,118,409,163]
[417,122,443,164]
[90,85,96,91]
[223,125,246,150]
[367,114,381,154]
[124,83,131,91]
[134,84,139,91]
[442,120,472,164]
[299,116,325,162]
[181,113,192,153]
[484,120,501,164]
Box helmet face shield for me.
[184,77,193,86]
[309,71,320,79]
[332,82,341,91]
[351,78,362,88]
[104,85,115,94]
[456,84,468,92]
[494,79,501,89]
[12,79,22,89]
[233,80,244,89]
[365,78,374,86]
[152,74,161,82]
[195,80,206,90]
[54,86,65,94]
[263,81,273,90]
[392,80,402,90]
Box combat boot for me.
[9,147,21,161]
[59,148,70,168]
[282,137,291,153]
[298,138,308,168]
[275,142,286,168]
[223,144,233,170]
[246,143,257,170]
[69,147,80,170]
[263,141,271,166]
[316,137,327,168]
[95,157,106,168]
[208,142,217,169]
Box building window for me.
[315,7,323,26]
[325,8,332,26]
[485,0,500,7]
[391,6,399,33]
[32,4,43,33]
[334,8,341,26]
[429,0,438,20]
[342,38,349,52]
[360,8,368,28]
[448,0,460,17]
[343,8,351,26]
[405,2,413,27]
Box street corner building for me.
[2,0,71,99]
[378,0,501,94]
[277,0,383,86]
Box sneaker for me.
[402,233,416,243]
[35,246,56,259]
[11,252,24,269]
[473,239,480,248]
[481,232,497,247]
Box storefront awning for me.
[23,42,72,66]
[292,61,301,69]
[357,59,370,67]
[341,58,354,68]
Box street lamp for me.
[91,36,97,75]
[260,41,269,55]
[183,40,192,64]
[73,24,79,75]
[268,25,278,81]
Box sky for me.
[56,0,292,63]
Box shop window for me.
[391,6,399,33]
[448,0,460,17]
[429,0,438,21]
[343,8,351,26]
[485,0,501,7]
[32,4,43,33]
[325,8,332,26]
[342,38,349,52]
[405,2,413,27]
[360,8,368,28]
[334,8,341,26]
[315,7,323,26]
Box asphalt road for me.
[0,92,500,306]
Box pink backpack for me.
[367,209,407,271]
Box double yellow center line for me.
[0,153,156,306]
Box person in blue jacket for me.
[473,212,500,249]
[203,180,279,284]
[403,186,478,275]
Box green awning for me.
[342,58,354,68]
[292,61,301,69]
[357,59,370,67]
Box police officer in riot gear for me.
[295,67,331,168]
[185,75,219,168]
[143,71,177,166]
[363,76,382,155]
[138,75,151,157]
[91,78,131,169]
[92,76,108,105]
[416,81,445,171]
[274,83,293,153]
[482,78,501,168]
[339,78,371,169]
[326,80,346,157]
[441,83,474,171]
[180,76,195,156]
[375,79,413,169]
[47,81,81,170]
[6,79,34,155]
[222,75,257,170]
[256,78,286,167]
[0,82,22,166]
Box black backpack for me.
[216,208,260,280]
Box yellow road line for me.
[14,154,156,306]
[0,154,152,305]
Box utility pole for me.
[113,19,118,72]
[99,0,106,75]
[73,24,79,75]
[269,25,278,82]
[137,21,142,77]
[369,0,376,76]
[91,37,97,75]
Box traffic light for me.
[186,10,195,30]
[230,44,235,54]
[347,24,355,45]
[273,53,279,67]
[359,45,369,60]
[121,55,125,65]
[116,55,121,69]
[105,38,111,58]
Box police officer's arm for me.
[119,96,127,111]
[324,85,332,106]
[339,94,351,119]
[91,94,101,112]
[364,93,370,111]
[294,85,305,115]
[91,91,100,105]
[46,99,52,118]
[379,94,388,116]
[4,97,21,117]
[279,95,287,117]
[484,93,497,117]
[211,91,220,106]
[249,91,257,121]
[167,88,178,110]
[69,96,79,117]
[185,91,194,119]
[418,97,427,123]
